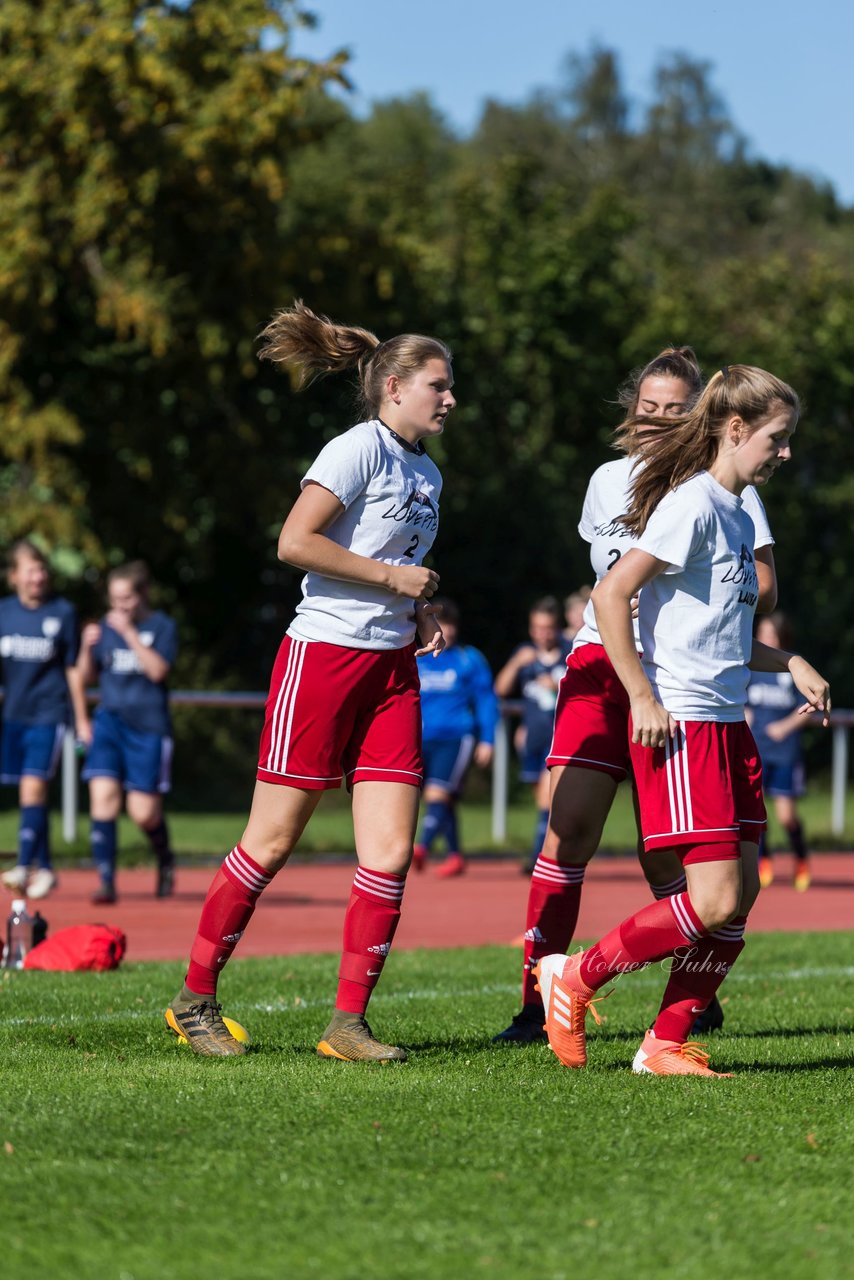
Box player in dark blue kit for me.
[413,599,498,877]
[0,540,80,900]
[747,612,813,891]
[71,561,178,904]
[494,598,573,873]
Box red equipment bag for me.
[23,924,127,972]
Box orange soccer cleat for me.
[793,862,811,892]
[533,951,606,1068]
[632,1031,732,1078]
[758,856,774,889]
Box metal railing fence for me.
[50,692,853,843]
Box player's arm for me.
[493,646,536,697]
[754,546,778,614]
[468,650,497,765]
[65,665,93,745]
[591,547,675,748]
[749,640,830,726]
[75,622,100,687]
[279,482,438,602]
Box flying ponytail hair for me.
[619,364,799,536]
[258,300,452,420]
[616,346,704,418]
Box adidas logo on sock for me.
[221,930,244,944]
[524,927,545,943]
[367,943,391,956]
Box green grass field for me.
[1,932,853,1280]
[1,782,851,864]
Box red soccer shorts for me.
[256,636,422,790]
[546,643,632,779]
[630,718,766,861]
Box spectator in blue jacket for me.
[414,599,497,877]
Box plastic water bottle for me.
[4,899,35,969]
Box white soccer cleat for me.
[2,865,29,891]
[26,869,58,900]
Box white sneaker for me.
[26,868,57,899]
[2,865,29,891]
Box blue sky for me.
[292,0,854,205]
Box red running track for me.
[7,852,853,963]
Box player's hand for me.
[630,594,641,620]
[415,602,446,657]
[474,742,494,768]
[514,645,537,667]
[390,565,439,601]
[789,656,831,727]
[75,718,93,748]
[105,609,135,639]
[81,622,101,648]
[629,694,676,749]
[765,720,791,743]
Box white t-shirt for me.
[634,471,760,721]
[288,420,442,650]
[573,456,773,650]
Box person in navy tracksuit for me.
[0,540,80,900]
[413,599,498,877]
[747,612,813,891]
[494,598,573,872]
[72,561,178,904]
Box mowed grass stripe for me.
[1,933,852,1280]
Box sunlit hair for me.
[108,560,150,594]
[6,538,49,576]
[618,365,799,536]
[616,346,703,419]
[258,300,452,420]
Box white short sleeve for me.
[741,486,773,549]
[302,430,378,509]
[635,489,707,572]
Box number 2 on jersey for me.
[404,535,420,560]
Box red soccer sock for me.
[579,892,708,992]
[522,856,586,1005]
[652,916,747,1043]
[336,866,406,1016]
[185,845,272,995]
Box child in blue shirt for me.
[0,540,80,899]
[72,561,178,903]
[414,599,497,876]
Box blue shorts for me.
[519,732,552,785]
[763,760,806,798]
[82,708,173,794]
[1,720,66,783]
[422,735,475,795]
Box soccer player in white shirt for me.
[167,302,454,1060]
[496,348,776,1044]
[534,364,829,1076]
